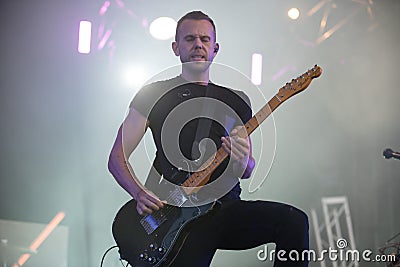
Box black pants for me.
[172,199,309,267]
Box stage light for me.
[123,66,148,88]
[78,20,92,54]
[14,212,65,267]
[251,53,263,85]
[288,8,300,20]
[97,29,112,50]
[149,17,177,40]
[99,1,110,16]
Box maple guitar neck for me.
[181,65,322,194]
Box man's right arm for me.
[108,108,164,215]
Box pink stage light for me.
[99,1,110,16]
[272,66,290,81]
[115,0,125,8]
[272,65,297,81]
[97,29,112,50]
[13,212,66,267]
[78,20,92,54]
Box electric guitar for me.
[112,65,322,266]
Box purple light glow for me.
[99,1,110,16]
[271,65,297,81]
[97,29,112,50]
[115,0,125,8]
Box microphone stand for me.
[383,148,400,161]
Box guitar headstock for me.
[276,65,322,102]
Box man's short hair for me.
[175,11,216,41]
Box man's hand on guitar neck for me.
[221,126,255,179]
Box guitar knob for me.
[149,243,158,250]
[139,253,148,260]
[148,256,156,263]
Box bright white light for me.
[251,53,263,85]
[78,20,92,54]
[149,17,177,40]
[123,66,148,88]
[288,8,300,20]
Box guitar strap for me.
[190,83,217,171]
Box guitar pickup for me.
[140,211,167,235]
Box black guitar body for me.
[112,198,220,267]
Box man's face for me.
[172,19,219,71]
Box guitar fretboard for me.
[180,65,322,195]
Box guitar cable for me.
[100,245,130,267]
